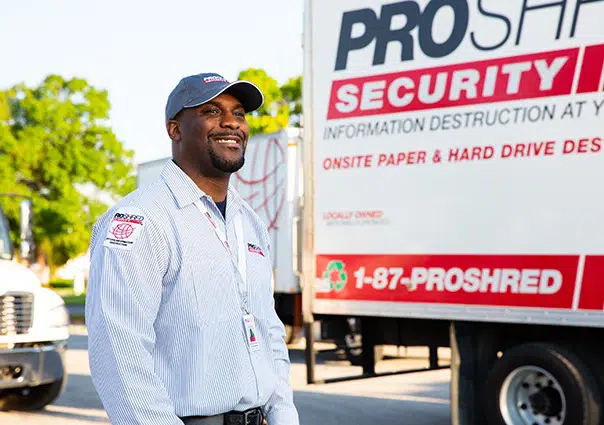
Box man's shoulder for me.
[90,182,174,255]
[94,180,173,231]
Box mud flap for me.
[450,321,497,425]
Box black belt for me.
[180,407,264,425]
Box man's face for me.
[169,93,250,176]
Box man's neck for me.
[174,159,229,202]
[196,176,229,202]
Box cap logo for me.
[203,76,229,84]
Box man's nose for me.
[220,112,240,129]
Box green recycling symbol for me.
[323,260,348,292]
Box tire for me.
[0,375,67,411]
[284,324,294,344]
[483,342,601,425]
[284,324,302,345]
[343,332,384,366]
[346,345,385,367]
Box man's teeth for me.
[216,139,238,144]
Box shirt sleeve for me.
[85,205,184,425]
[262,241,300,425]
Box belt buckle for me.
[225,408,263,425]
[244,408,262,425]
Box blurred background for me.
[6,1,600,424]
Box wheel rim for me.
[499,365,566,425]
[344,333,362,357]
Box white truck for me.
[301,0,604,424]
[0,197,70,411]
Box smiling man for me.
[85,73,300,425]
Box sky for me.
[0,0,304,165]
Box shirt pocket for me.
[189,261,241,325]
[246,242,274,320]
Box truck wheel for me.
[0,375,67,411]
[284,324,294,344]
[346,345,385,367]
[483,342,601,425]
[284,324,302,345]
[343,333,384,366]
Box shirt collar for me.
[160,159,245,216]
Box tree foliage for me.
[236,68,302,136]
[0,74,135,269]
[280,75,302,127]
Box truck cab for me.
[0,199,70,411]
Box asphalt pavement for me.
[0,325,451,425]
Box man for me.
[85,72,300,425]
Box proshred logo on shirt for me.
[104,207,146,251]
[247,243,265,257]
[113,213,144,224]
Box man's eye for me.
[203,108,220,115]
[234,111,245,117]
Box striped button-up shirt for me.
[85,159,299,425]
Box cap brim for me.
[183,80,264,114]
[222,81,264,112]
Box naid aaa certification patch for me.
[103,206,145,251]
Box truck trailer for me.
[300,0,604,424]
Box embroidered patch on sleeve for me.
[103,206,146,251]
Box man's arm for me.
[85,205,183,425]
[262,244,300,425]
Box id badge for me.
[243,314,260,352]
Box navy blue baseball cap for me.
[165,72,264,121]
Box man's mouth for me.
[211,136,242,149]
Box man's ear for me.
[166,120,182,142]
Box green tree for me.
[236,68,302,136]
[0,74,135,270]
[280,75,302,127]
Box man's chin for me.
[212,157,245,174]
[208,146,245,174]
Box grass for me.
[61,293,86,306]
[49,282,86,306]
[49,279,74,289]
[53,288,75,297]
